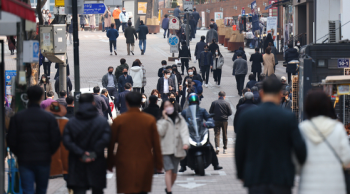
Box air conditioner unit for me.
[329,20,341,43]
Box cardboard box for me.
[140,16,146,23]
[218,27,226,35]
[229,35,237,42]
[225,27,232,39]
[216,19,224,28]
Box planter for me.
[228,42,244,52]
[218,35,225,45]
[224,38,229,47]
[147,25,160,34]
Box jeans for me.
[253,72,261,81]
[43,61,52,78]
[181,59,189,74]
[235,74,246,96]
[102,20,105,31]
[249,184,291,194]
[139,39,146,53]
[213,69,222,85]
[114,19,121,31]
[201,66,210,84]
[163,28,169,38]
[73,187,103,194]
[127,43,135,55]
[122,23,127,32]
[214,120,228,149]
[19,164,51,194]
[109,40,116,53]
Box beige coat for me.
[157,115,189,158]
[89,14,95,27]
[263,53,275,76]
[104,10,111,27]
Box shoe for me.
[216,150,219,155]
[179,166,187,172]
[114,51,117,55]
[165,188,172,194]
[223,149,226,154]
[141,50,144,55]
[181,73,184,75]
[214,166,223,170]
[217,85,221,87]
[110,52,112,55]
[131,51,134,55]
[204,84,208,88]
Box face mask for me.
[205,48,209,51]
[123,72,128,75]
[297,43,300,46]
[165,106,174,115]
[169,70,172,74]
[172,69,176,72]
[42,78,46,82]
[170,98,176,103]
[185,81,188,85]
[142,98,146,103]
[188,72,193,75]
[123,10,126,12]
[154,94,158,97]
[215,52,218,55]
[109,71,113,74]
[166,74,170,78]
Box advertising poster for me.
[266,17,277,40]
[214,12,223,22]
[5,70,16,106]
[138,2,147,14]
[251,1,259,34]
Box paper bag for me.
[225,27,232,39]
[229,35,237,42]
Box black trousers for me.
[73,187,103,194]
[180,142,219,168]
[214,120,228,149]
[201,66,210,84]
[181,59,189,74]
[43,62,52,78]
[253,72,261,82]
[213,69,222,85]
[163,28,169,38]
[114,19,121,31]
[235,74,246,96]
[249,185,291,194]
[133,87,141,93]
[109,40,116,52]
[106,87,118,97]
[287,72,296,84]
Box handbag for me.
[310,121,350,194]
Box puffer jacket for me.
[119,12,129,23]
[129,66,143,88]
[157,115,189,157]
[212,55,224,70]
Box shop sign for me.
[5,70,16,106]
[268,0,277,17]
[338,58,350,68]
[214,12,223,22]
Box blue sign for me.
[338,58,349,68]
[242,10,245,15]
[5,70,16,106]
[33,41,39,62]
[168,35,179,46]
[84,3,106,14]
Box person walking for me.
[116,82,132,114]
[263,46,275,76]
[199,45,213,88]
[232,47,247,61]
[249,48,263,81]
[281,90,292,110]
[124,22,138,55]
[93,86,108,117]
[103,7,112,31]
[7,85,61,194]
[173,5,180,18]
[56,90,68,107]
[113,6,122,31]
[143,95,160,119]
[189,16,197,39]
[233,53,248,96]
[68,20,73,44]
[151,89,163,107]
[206,24,218,44]
[285,43,299,84]
[119,8,129,32]
[102,66,118,97]
[233,92,257,132]
[115,58,129,81]
[107,92,163,194]
[54,76,73,96]
[129,61,143,93]
[157,69,175,101]
[7,36,16,55]
[106,23,119,55]
[79,15,87,31]
[63,93,110,194]
[208,39,220,55]
[178,41,191,75]
[118,68,133,92]
[269,42,278,71]
[40,91,56,109]
[210,19,218,31]
[235,77,307,194]
[194,36,207,63]
[158,60,168,77]
[192,8,200,35]
[136,20,149,55]
[298,90,350,194]
[263,33,274,53]
[65,96,75,119]
[42,57,52,79]
[209,91,232,155]
[246,74,257,89]
[212,48,224,87]
[88,14,95,31]
[162,15,170,39]
[157,100,189,194]
[38,74,53,100]
[101,89,112,119]
[134,59,147,93]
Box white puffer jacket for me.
[129,66,143,88]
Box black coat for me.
[143,103,160,119]
[66,107,75,119]
[263,37,274,52]
[178,46,191,60]
[245,80,257,89]
[209,98,232,121]
[7,104,61,164]
[157,77,175,95]
[284,48,299,73]
[232,48,247,61]
[192,11,200,23]
[101,94,112,119]
[158,67,165,77]
[249,53,263,73]
[208,43,220,56]
[233,100,257,132]
[124,26,138,43]
[116,90,130,114]
[136,24,149,40]
[189,19,196,37]
[194,41,207,60]
[118,75,133,92]
[212,23,218,31]
[55,77,73,94]
[235,102,307,188]
[63,103,110,189]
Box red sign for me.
[269,0,278,17]
[172,18,177,23]
[109,102,114,112]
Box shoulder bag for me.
[311,121,350,194]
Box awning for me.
[1,0,36,22]
[265,0,291,10]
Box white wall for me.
[315,0,340,43]
[341,0,350,40]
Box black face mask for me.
[109,71,113,74]
[123,72,128,75]
[172,69,177,72]
[170,98,176,103]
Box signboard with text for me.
[83,3,106,14]
[268,0,277,17]
[338,58,350,68]
[183,0,193,13]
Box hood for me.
[130,66,142,72]
[299,116,338,144]
[75,103,99,120]
[287,48,298,54]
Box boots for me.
[165,188,172,194]
[178,166,186,172]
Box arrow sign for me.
[177,182,206,189]
[183,0,193,13]
[84,3,106,14]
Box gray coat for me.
[206,29,218,44]
[102,73,118,88]
[233,58,248,75]
[93,94,108,116]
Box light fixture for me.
[277,32,279,35]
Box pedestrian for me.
[281,90,292,110]
[269,42,278,71]
[118,68,133,93]
[162,15,170,39]
[7,85,61,194]
[92,86,108,117]
[102,66,118,98]
[173,5,180,18]
[107,92,163,194]
[88,14,95,31]
[158,60,168,77]
[157,100,189,194]
[210,19,218,31]
[53,54,70,80]
[298,90,350,194]
[192,8,200,35]
[115,58,129,81]
[232,47,247,61]
[136,20,149,55]
[157,69,175,101]
[42,9,49,25]
[151,89,163,107]
[116,82,132,114]
[63,93,110,194]
[7,36,16,55]
[236,88,251,109]
[169,92,182,113]
[57,90,68,107]
[135,59,147,93]
[233,92,257,132]
[199,45,213,88]
[143,95,160,119]
[79,14,87,31]
[119,8,129,32]
[54,76,73,96]
[113,6,122,31]
[263,33,274,52]
[47,10,52,25]
[189,15,196,39]
[68,19,73,44]
[285,43,299,84]
[263,46,275,76]
[104,7,112,31]
[124,22,138,55]
[249,48,263,81]
[235,77,307,193]
[233,52,248,96]
[209,91,232,154]
[38,74,53,100]
[140,93,148,110]
[208,39,220,55]
[206,24,218,44]
[106,23,119,55]
[183,67,202,85]
[65,96,74,119]
[178,41,191,75]
[171,65,182,102]
[40,91,56,109]
[43,57,52,79]
[194,36,207,63]
[246,74,257,89]
[101,89,112,119]
[129,61,143,93]
[212,48,224,87]
[251,86,260,104]
[101,14,105,32]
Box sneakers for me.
[223,149,226,154]
[114,51,117,55]
[204,84,208,88]
[110,52,112,55]
[216,147,219,155]
[131,51,134,55]
[141,50,144,55]
[179,166,187,172]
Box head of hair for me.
[66,96,74,105]
[120,58,126,64]
[209,24,214,29]
[108,66,114,71]
[200,36,205,41]
[59,90,67,98]
[267,33,272,39]
[249,74,255,81]
[164,69,170,75]
[128,22,132,26]
[93,86,100,94]
[125,92,142,107]
[204,45,208,49]
[210,19,214,22]
[149,95,158,104]
[260,73,266,81]
[268,42,273,46]
[255,48,259,52]
[218,91,226,97]
[288,43,293,48]
[262,76,282,94]
[132,61,140,67]
[124,82,132,89]
[242,88,250,95]
[79,93,94,103]
[123,68,128,72]
[159,100,178,118]
[305,90,336,119]
[140,20,144,25]
[111,23,115,28]
[283,90,289,96]
[181,41,187,46]
[164,14,168,18]
[161,60,167,65]
[193,8,196,11]
[101,89,108,95]
[47,91,54,97]
[265,47,271,54]
[151,89,159,96]
[237,52,242,57]
[117,5,119,8]
[245,92,254,100]
[166,65,172,70]
[251,86,258,92]
[212,39,216,44]
[27,85,43,103]
[40,74,49,84]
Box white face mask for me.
[185,81,188,85]
[165,106,174,115]
[188,72,193,75]
[166,74,170,78]
[142,98,146,102]
[169,70,172,74]
[215,52,218,55]
[297,43,300,46]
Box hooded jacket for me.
[119,11,129,23]
[162,17,169,29]
[232,47,247,61]
[129,66,143,88]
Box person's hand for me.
[162,109,168,120]
[210,66,212,69]
[82,152,94,163]
[183,144,189,150]
[157,168,163,173]
[169,86,172,91]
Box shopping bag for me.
[7,149,22,194]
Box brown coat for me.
[263,53,275,76]
[50,116,69,176]
[107,108,163,194]
[104,10,112,28]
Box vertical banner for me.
[266,16,278,45]
[201,11,205,27]
[5,70,16,106]
[251,1,259,35]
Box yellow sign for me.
[138,2,147,15]
[55,0,64,7]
